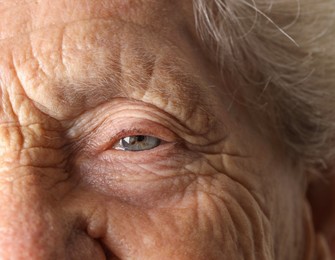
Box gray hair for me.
[193,0,335,170]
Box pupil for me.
[136,135,146,142]
[120,135,160,151]
[123,136,146,146]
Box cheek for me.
[214,152,306,259]
[80,156,275,259]
[73,142,201,207]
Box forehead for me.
[0,0,225,130]
[0,0,193,40]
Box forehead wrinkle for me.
[116,42,204,111]
[9,14,201,121]
[55,53,123,111]
[152,59,213,122]
[52,45,156,114]
[5,2,207,123]
[53,46,208,124]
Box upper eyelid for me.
[65,99,186,154]
[66,98,190,140]
[79,118,180,154]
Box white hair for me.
[193,0,335,170]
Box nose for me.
[0,170,106,260]
[0,180,56,259]
[0,170,63,259]
[0,104,109,259]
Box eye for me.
[112,135,162,151]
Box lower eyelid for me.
[100,141,180,163]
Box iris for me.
[114,135,161,151]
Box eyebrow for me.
[55,49,205,118]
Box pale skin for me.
[0,0,334,259]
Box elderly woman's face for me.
[0,0,324,259]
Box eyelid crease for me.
[74,113,181,156]
[65,98,220,157]
[65,98,191,140]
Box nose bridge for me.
[0,126,68,258]
[0,61,106,258]
[0,47,73,259]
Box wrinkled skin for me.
[0,0,332,259]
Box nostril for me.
[83,208,121,259]
[65,226,112,260]
[100,241,121,260]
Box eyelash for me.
[112,135,163,152]
[98,132,179,165]
[77,113,183,159]
[103,125,176,153]
[78,117,188,165]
